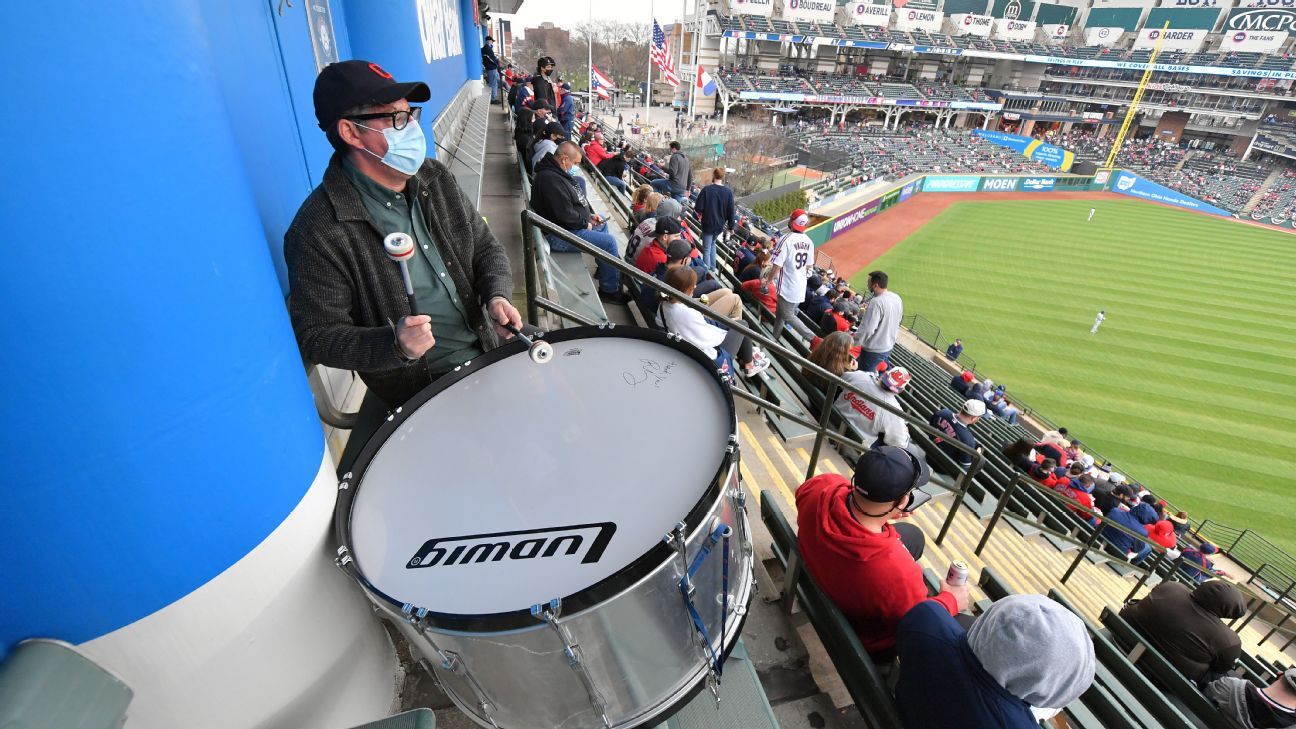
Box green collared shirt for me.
[343,159,482,373]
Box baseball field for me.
[850,197,1296,552]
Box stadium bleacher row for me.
[716,66,982,102]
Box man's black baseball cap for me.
[314,60,431,131]
[853,446,930,503]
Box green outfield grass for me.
[853,198,1296,553]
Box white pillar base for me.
[79,450,400,729]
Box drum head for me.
[338,327,736,628]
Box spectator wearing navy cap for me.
[796,446,970,659]
[285,59,520,445]
[1102,486,1154,565]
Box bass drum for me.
[334,325,754,729]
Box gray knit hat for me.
[966,595,1096,708]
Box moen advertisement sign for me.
[951,13,995,36]
[850,2,892,25]
[783,0,836,23]
[1084,26,1124,45]
[1111,171,1233,216]
[994,18,1036,40]
[1225,6,1296,31]
[1133,27,1206,50]
[974,129,1076,171]
[895,8,944,31]
[923,175,982,192]
[980,176,1020,191]
[1222,29,1288,50]
[732,0,775,16]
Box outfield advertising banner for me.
[1021,177,1056,191]
[1111,171,1233,217]
[973,129,1075,171]
[951,13,995,35]
[782,0,837,23]
[1133,28,1207,50]
[732,0,775,16]
[1224,7,1296,32]
[830,196,885,236]
[994,18,1037,40]
[849,2,893,25]
[896,8,945,31]
[1222,29,1288,51]
[899,181,918,200]
[1042,23,1070,41]
[923,175,982,192]
[979,176,1020,191]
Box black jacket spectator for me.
[481,44,499,71]
[1121,581,1247,685]
[596,152,628,180]
[284,157,511,406]
[530,153,590,232]
[531,74,556,109]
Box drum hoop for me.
[333,325,739,632]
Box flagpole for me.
[587,0,594,117]
[646,0,654,119]
[677,0,687,113]
[687,0,698,119]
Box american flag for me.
[650,20,680,87]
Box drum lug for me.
[408,613,501,728]
[665,521,690,580]
[533,598,612,729]
[334,545,353,570]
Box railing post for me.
[520,212,539,327]
[1241,579,1294,635]
[1125,548,1169,604]
[974,476,1018,556]
[936,455,982,547]
[1062,518,1107,584]
[1228,529,1250,555]
[1192,519,1209,540]
[805,383,838,481]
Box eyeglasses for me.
[344,106,423,131]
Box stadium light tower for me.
[1101,22,1170,175]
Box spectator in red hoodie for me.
[796,447,971,660]
[741,269,778,316]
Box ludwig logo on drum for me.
[407,522,618,569]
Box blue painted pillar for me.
[0,1,324,655]
[463,0,485,82]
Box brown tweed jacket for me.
[284,154,512,406]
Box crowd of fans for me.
[502,53,1294,729]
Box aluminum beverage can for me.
[946,560,969,587]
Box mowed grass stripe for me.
[853,198,1296,552]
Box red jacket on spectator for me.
[1145,520,1177,548]
[635,239,670,275]
[823,310,850,333]
[742,278,778,314]
[584,140,613,167]
[1052,482,1097,522]
[796,474,959,654]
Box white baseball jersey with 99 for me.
[772,231,814,304]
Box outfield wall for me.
[806,172,1098,246]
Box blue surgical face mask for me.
[357,120,427,176]
[567,165,578,176]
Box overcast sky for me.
[500,0,695,38]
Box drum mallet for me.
[383,232,420,315]
[502,322,554,364]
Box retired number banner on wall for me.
[1221,29,1288,51]
[895,8,944,31]
[732,0,775,17]
[783,0,837,23]
[1084,26,1123,45]
[850,2,893,26]
[993,17,1036,40]
[951,13,995,35]
[1132,27,1206,50]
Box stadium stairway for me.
[1245,167,1287,214]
